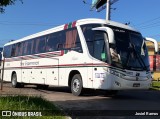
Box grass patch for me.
[0,96,65,119]
[151,81,160,90]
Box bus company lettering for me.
[21,61,39,66]
[25,61,39,66]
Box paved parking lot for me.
[1,83,160,119]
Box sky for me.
[0,0,160,47]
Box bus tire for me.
[11,73,20,88]
[71,74,83,96]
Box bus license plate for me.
[133,83,140,87]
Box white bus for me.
[2,18,152,96]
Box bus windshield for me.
[110,27,150,71]
[81,24,150,71]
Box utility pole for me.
[106,0,110,20]
[106,0,119,20]
[0,59,4,91]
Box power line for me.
[137,22,160,30]
[133,16,160,27]
[131,16,160,31]
[148,34,160,38]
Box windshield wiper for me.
[134,49,148,71]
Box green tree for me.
[0,0,23,13]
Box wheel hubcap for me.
[73,79,80,92]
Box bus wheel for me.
[71,74,83,96]
[11,73,20,88]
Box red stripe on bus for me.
[5,51,64,62]
[4,63,110,70]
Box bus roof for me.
[77,18,137,31]
[4,18,138,46]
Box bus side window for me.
[22,40,33,55]
[93,32,108,61]
[65,28,82,53]
[57,43,63,51]
[39,37,46,53]
[0,51,2,61]
[35,38,40,54]
[82,24,102,56]
[23,41,28,55]
[48,31,65,51]
[46,35,53,52]
[15,43,23,56]
[46,34,58,52]
[27,42,32,55]
[35,37,46,54]
[87,42,94,56]
[65,30,76,49]
[4,46,11,58]
[19,43,23,56]
[86,31,108,62]
[11,44,16,57]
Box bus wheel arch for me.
[68,70,84,96]
[68,70,81,87]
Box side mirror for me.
[92,27,115,44]
[144,37,158,54]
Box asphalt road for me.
[1,83,160,119]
